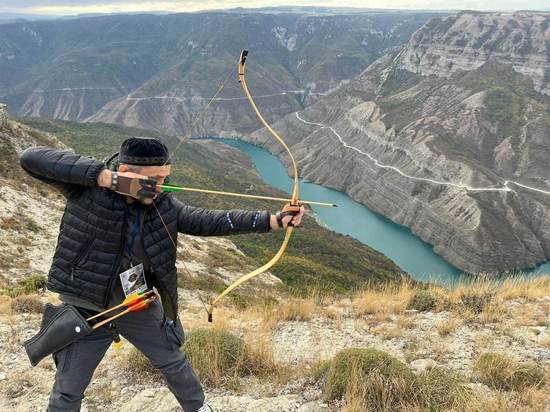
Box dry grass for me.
[259,296,318,331]
[274,297,317,322]
[371,315,414,340]
[4,314,23,352]
[352,282,414,318]
[0,294,12,315]
[479,301,507,323]
[11,294,44,313]
[372,324,403,340]
[448,277,549,305]
[116,347,161,382]
[437,317,460,336]
[1,369,49,399]
[87,382,115,405]
[472,387,549,412]
[495,276,550,301]
[396,315,415,330]
[182,327,285,387]
[324,348,413,401]
[473,352,546,391]
[332,352,471,412]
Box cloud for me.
[1,0,548,15]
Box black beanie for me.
[119,137,170,166]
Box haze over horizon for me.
[0,0,548,16]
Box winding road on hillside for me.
[124,89,328,103]
[295,112,550,196]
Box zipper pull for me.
[71,267,75,281]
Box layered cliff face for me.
[0,11,439,134]
[399,12,550,95]
[245,12,550,273]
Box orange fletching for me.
[128,297,154,313]
[122,293,144,307]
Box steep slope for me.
[244,12,550,274]
[0,11,441,134]
[399,11,549,96]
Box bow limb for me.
[238,50,299,205]
[209,229,292,309]
[207,50,300,321]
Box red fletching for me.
[127,297,154,313]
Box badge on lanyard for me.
[119,263,147,297]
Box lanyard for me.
[125,208,141,266]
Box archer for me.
[19,136,304,412]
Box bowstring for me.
[153,66,235,318]
[162,67,235,167]
[152,201,211,317]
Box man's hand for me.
[97,169,112,188]
[98,169,158,200]
[270,203,305,230]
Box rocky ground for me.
[0,166,548,411]
[0,278,548,411]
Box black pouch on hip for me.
[23,303,93,366]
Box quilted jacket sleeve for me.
[20,146,105,196]
[174,197,271,236]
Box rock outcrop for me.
[398,12,550,95]
[0,103,8,128]
[245,12,550,274]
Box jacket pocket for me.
[70,240,94,280]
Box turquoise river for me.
[222,139,550,285]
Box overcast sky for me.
[0,0,548,15]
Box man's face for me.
[118,164,171,204]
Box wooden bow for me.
[206,50,301,321]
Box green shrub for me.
[406,290,437,312]
[412,368,471,411]
[474,352,546,391]
[324,348,412,400]
[323,348,472,410]
[310,359,331,381]
[183,328,249,385]
[4,275,47,297]
[11,295,43,314]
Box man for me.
[19,137,304,412]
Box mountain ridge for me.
[0,11,440,134]
[244,11,550,274]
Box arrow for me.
[86,290,155,322]
[91,296,158,330]
[159,183,337,207]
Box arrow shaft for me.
[91,296,157,329]
[160,184,336,207]
[86,290,154,321]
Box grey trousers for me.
[47,301,205,412]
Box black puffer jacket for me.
[20,147,271,319]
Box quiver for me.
[23,303,93,366]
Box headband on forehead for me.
[119,137,170,166]
[118,154,170,166]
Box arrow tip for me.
[333,204,338,207]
